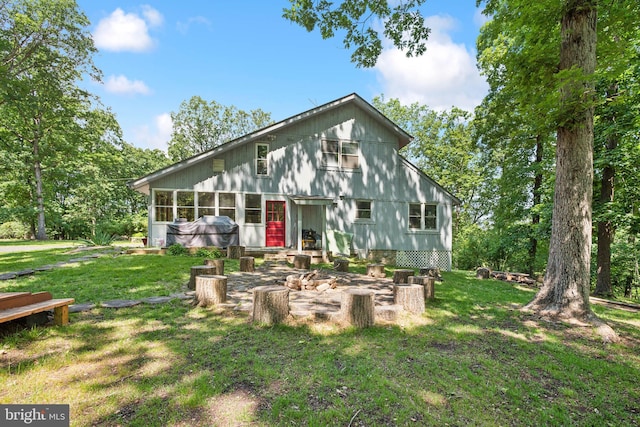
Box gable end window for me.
[409,203,437,231]
[256,143,269,175]
[321,139,359,169]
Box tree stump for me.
[333,258,349,272]
[366,263,386,278]
[341,289,375,328]
[419,267,443,281]
[240,256,255,272]
[394,284,425,314]
[409,275,435,300]
[189,265,217,290]
[228,245,245,259]
[392,269,414,284]
[195,275,227,306]
[204,258,225,275]
[252,285,290,325]
[293,254,311,270]
[476,267,490,279]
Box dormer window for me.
[322,139,359,169]
[256,143,269,175]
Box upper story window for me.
[256,143,269,175]
[321,139,359,169]
[356,200,372,220]
[409,203,437,231]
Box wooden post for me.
[333,258,349,272]
[409,275,435,300]
[366,263,386,278]
[195,275,227,306]
[189,265,216,290]
[252,285,290,325]
[53,305,69,326]
[394,284,425,314]
[293,254,311,269]
[392,269,414,284]
[204,258,225,275]
[228,245,245,259]
[240,256,255,272]
[341,289,375,328]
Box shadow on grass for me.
[1,255,639,426]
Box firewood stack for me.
[283,269,339,291]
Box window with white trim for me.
[219,193,236,220]
[356,200,372,220]
[409,203,437,230]
[245,194,262,224]
[321,139,359,169]
[154,190,173,222]
[176,191,195,221]
[197,192,215,216]
[256,143,269,175]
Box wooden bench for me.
[0,292,75,326]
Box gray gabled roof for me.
[128,93,413,194]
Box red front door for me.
[266,201,286,247]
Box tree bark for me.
[527,135,543,275]
[525,0,597,321]
[189,265,217,290]
[33,136,47,240]
[594,83,618,297]
[240,256,255,272]
[252,285,290,325]
[195,275,227,306]
[341,289,375,328]
[393,284,425,314]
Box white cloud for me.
[104,75,151,95]
[374,15,488,112]
[177,16,212,35]
[93,6,163,52]
[132,113,173,151]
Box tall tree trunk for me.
[33,137,47,240]
[525,0,597,321]
[527,135,543,275]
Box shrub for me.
[194,247,223,259]
[81,229,117,246]
[0,221,29,239]
[167,243,189,256]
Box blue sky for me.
[77,1,488,151]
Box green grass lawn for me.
[1,249,639,426]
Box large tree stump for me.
[240,256,255,272]
[252,285,290,325]
[366,263,386,278]
[392,269,414,284]
[409,275,435,300]
[228,245,245,259]
[476,267,490,280]
[195,275,227,306]
[394,284,425,314]
[333,258,349,272]
[293,254,311,270]
[204,258,225,275]
[189,265,217,290]
[341,289,375,328]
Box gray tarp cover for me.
[166,216,239,247]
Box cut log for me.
[252,285,290,325]
[341,289,375,328]
[394,284,425,314]
[366,263,386,278]
[375,304,404,322]
[419,267,443,281]
[476,267,491,279]
[333,259,349,272]
[228,245,245,259]
[204,258,225,275]
[240,256,255,272]
[195,275,227,306]
[392,269,414,284]
[189,265,217,290]
[409,275,435,300]
[293,254,311,269]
